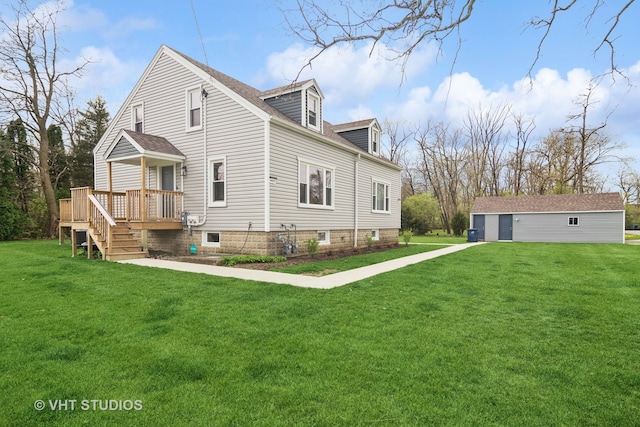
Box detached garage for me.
[470,193,625,244]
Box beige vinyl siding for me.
[94,51,266,229]
[269,123,356,230]
[478,211,624,243]
[203,85,265,230]
[513,212,624,243]
[357,157,401,230]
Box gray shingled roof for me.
[332,119,376,133]
[123,130,185,157]
[167,47,396,165]
[471,193,624,213]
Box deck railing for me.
[59,199,72,222]
[88,194,116,252]
[126,189,183,221]
[60,187,183,224]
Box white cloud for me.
[61,46,146,110]
[57,0,108,33]
[257,41,437,108]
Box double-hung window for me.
[132,104,143,132]
[208,157,226,207]
[372,181,390,213]
[299,160,334,209]
[371,128,380,156]
[307,92,320,131]
[187,87,202,130]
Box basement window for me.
[568,217,579,227]
[317,230,330,245]
[202,231,221,247]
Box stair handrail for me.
[88,194,117,257]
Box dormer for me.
[333,119,382,157]
[260,79,324,133]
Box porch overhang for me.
[104,129,186,167]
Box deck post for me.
[86,232,93,259]
[140,156,147,222]
[107,162,113,216]
[71,230,77,257]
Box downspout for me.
[194,86,208,228]
[264,120,271,233]
[354,153,360,248]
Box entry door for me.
[498,214,513,240]
[473,215,485,240]
[161,166,175,218]
[161,166,175,191]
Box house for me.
[470,193,625,244]
[59,45,401,260]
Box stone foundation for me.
[146,228,399,256]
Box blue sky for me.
[6,0,640,178]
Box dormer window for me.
[307,91,321,132]
[371,127,380,156]
[132,104,143,132]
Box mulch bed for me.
[152,243,400,270]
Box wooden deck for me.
[59,187,183,260]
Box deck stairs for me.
[88,222,147,261]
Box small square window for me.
[317,230,329,245]
[371,229,380,241]
[203,232,221,247]
[568,217,579,226]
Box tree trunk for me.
[38,132,59,238]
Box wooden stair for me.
[89,223,147,261]
[107,224,147,261]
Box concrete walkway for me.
[119,242,486,289]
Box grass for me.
[625,232,640,240]
[270,243,448,275]
[405,230,469,244]
[1,240,639,426]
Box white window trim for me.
[568,216,580,227]
[372,179,391,214]
[208,156,227,208]
[132,103,144,133]
[298,157,335,210]
[371,229,380,241]
[186,86,203,132]
[202,231,221,247]
[306,91,321,132]
[371,127,380,156]
[317,230,330,245]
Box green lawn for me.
[1,240,639,426]
[270,243,448,275]
[406,232,468,244]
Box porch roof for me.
[105,129,186,166]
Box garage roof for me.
[471,193,624,213]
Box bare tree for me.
[463,103,510,197]
[528,0,636,77]
[415,121,466,234]
[616,163,640,204]
[565,82,624,193]
[382,119,412,164]
[0,0,89,237]
[286,1,636,77]
[507,113,536,195]
[285,0,476,78]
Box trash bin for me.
[467,228,478,243]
